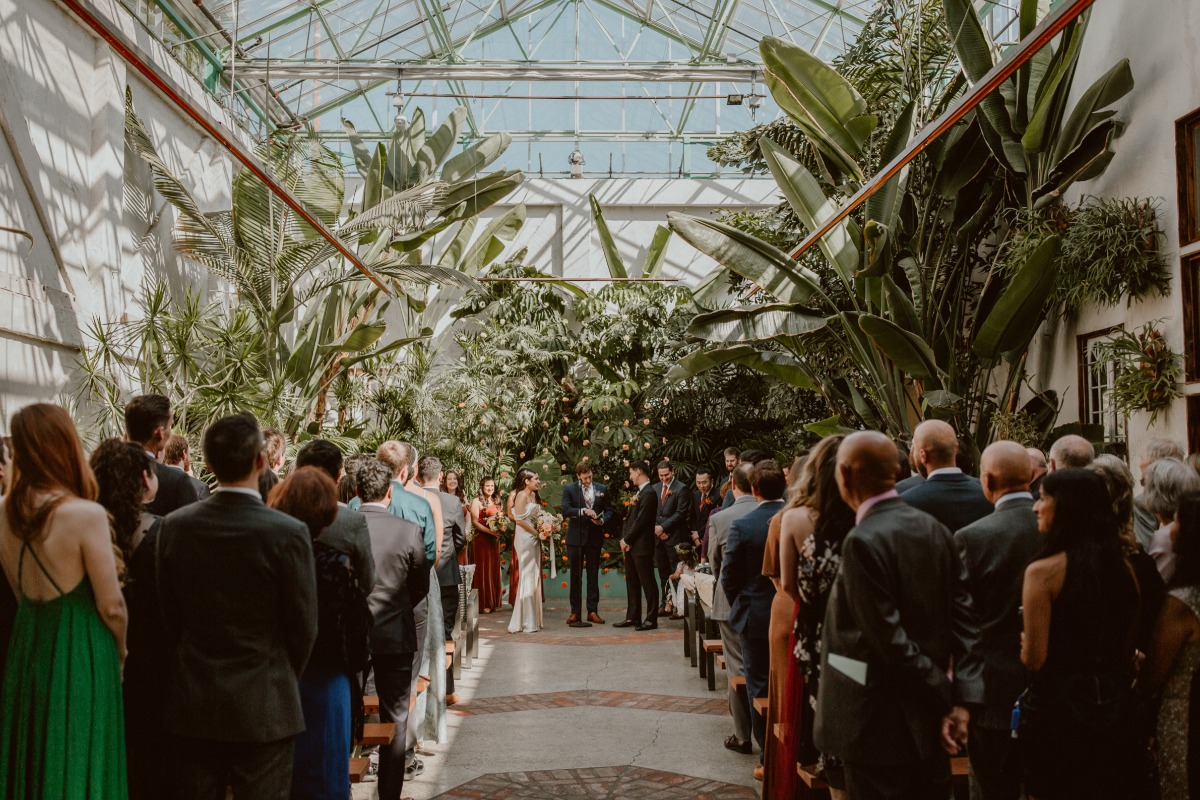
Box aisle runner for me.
[433,765,758,799]
[449,689,729,717]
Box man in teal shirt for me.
[376,441,438,564]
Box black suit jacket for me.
[621,483,659,555]
[359,505,429,655]
[900,471,993,532]
[426,487,467,587]
[652,478,691,545]
[954,495,1041,728]
[318,506,376,596]
[562,481,613,547]
[147,461,202,517]
[721,500,784,640]
[693,488,720,539]
[815,497,983,766]
[160,490,318,743]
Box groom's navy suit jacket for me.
[562,481,612,547]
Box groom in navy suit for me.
[561,461,613,627]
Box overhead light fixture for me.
[387,81,407,133]
[725,54,738,64]
[568,146,586,178]
[726,94,744,106]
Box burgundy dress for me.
[473,501,503,611]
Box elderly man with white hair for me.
[1143,457,1200,582]
[1134,438,1187,550]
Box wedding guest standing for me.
[1144,458,1200,582]
[469,477,503,613]
[1135,438,1186,550]
[816,432,982,799]
[1019,469,1140,799]
[1142,490,1200,800]
[722,460,787,776]
[652,461,691,614]
[163,434,210,500]
[159,413,317,800]
[269,468,368,800]
[258,427,287,501]
[953,441,1041,800]
[719,447,741,508]
[692,468,719,555]
[562,461,612,627]
[615,461,659,631]
[92,439,169,800]
[442,469,470,565]
[125,394,200,516]
[295,439,375,597]
[0,404,129,798]
[900,420,992,532]
[419,456,466,703]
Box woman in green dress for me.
[0,403,129,799]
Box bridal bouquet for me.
[535,510,564,540]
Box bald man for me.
[815,432,983,800]
[900,420,992,532]
[1047,434,1094,472]
[954,442,1043,800]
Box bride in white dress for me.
[507,468,544,633]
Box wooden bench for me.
[716,654,726,671]
[730,675,746,693]
[446,639,462,679]
[701,639,723,691]
[356,722,396,747]
[797,756,970,793]
[362,695,379,715]
[682,590,694,660]
[349,757,371,784]
[752,696,768,715]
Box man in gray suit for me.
[706,463,757,754]
[418,455,467,702]
[160,413,317,800]
[816,432,983,800]
[954,441,1041,800]
[296,438,375,595]
[357,460,429,800]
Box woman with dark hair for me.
[269,467,370,800]
[507,468,544,633]
[470,477,503,613]
[1141,490,1200,799]
[91,439,170,800]
[1019,468,1140,799]
[0,404,128,797]
[442,469,471,566]
[788,435,854,798]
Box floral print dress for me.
[793,528,843,779]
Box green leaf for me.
[1052,59,1133,165]
[759,36,874,181]
[922,389,964,409]
[860,221,892,279]
[442,172,524,219]
[858,314,939,381]
[734,350,818,389]
[342,119,373,178]
[973,235,1062,363]
[338,329,432,367]
[641,225,671,280]
[441,133,512,183]
[668,345,759,381]
[589,194,627,279]
[666,212,821,304]
[865,100,915,228]
[805,415,855,437]
[881,275,921,335]
[1032,121,1120,209]
[319,321,386,354]
[415,107,466,182]
[1021,21,1086,155]
[688,303,827,343]
[459,205,526,275]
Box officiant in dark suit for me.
[562,461,613,627]
[651,460,691,611]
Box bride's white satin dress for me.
[507,502,543,633]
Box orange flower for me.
[561,581,568,588]
[604,583,610,588]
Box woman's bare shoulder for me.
[1025,552,1066,584]
[780,506,816,538]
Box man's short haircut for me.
[376,441,411,479]
[417,455,442,484]
[630,460,652,479]
[750,459,787,501]
[203,413,263,483]
[731,463,754,493]
[262,428,286,466]
[1050,435,1095,469]
[125,394,172,444]
[1144,437,1185,465]
[724,446,741,459]
[295,439,344,483]
[163,434,190,466]
[739,448,770,465]
[1144,458,1200,518]
[574,461,592,476]
[357,460,393,504]
[656,460,673,473]
[696,467,714,480]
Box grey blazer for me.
[705,495,758,621]
[360,505,430,655]
[954,495,1042,728]
[317,506,376,596]
[814,497,983,766]
[426,487,467,587]
[160,490,318,743]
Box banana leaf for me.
[688,303,827,343]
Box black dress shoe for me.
[612,620,638,628]
[635,621,658,631]
[568,620,593,628]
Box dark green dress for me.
[0,542,128,799]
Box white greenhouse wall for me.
[1027,0,1200,460]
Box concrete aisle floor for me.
[354,600,761,799]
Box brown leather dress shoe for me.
[753,764,764,781]
[566,614,580,625]
[587,612,606,624]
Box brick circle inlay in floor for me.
[431,765,758,799]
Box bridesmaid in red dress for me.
[469,477,503,613]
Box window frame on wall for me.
[1177,107,1200,246]
[1077,327,1127,448]
[1183,253,1200,382]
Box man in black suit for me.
[295,438,375,595]
[159,413,318,800]
[357,460,429,800]
[163,433,211,501]
[125,394,202,517]
[652,460,691,610]
[815,432,983,800]
[615,460,659,631]
[418,455,467,703]
[562,461,613,627]
[721,459,786,769]
[954,441,1041,800]
[900,420,992,532]
[691,468,720,557]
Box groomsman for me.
[692,468,720,555]
[718,447,741,508]
[652,460,691,612]
[615,461,659,631]
[125,394,202,517]
[562,461,613,627]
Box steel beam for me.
[233,61,762,82]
